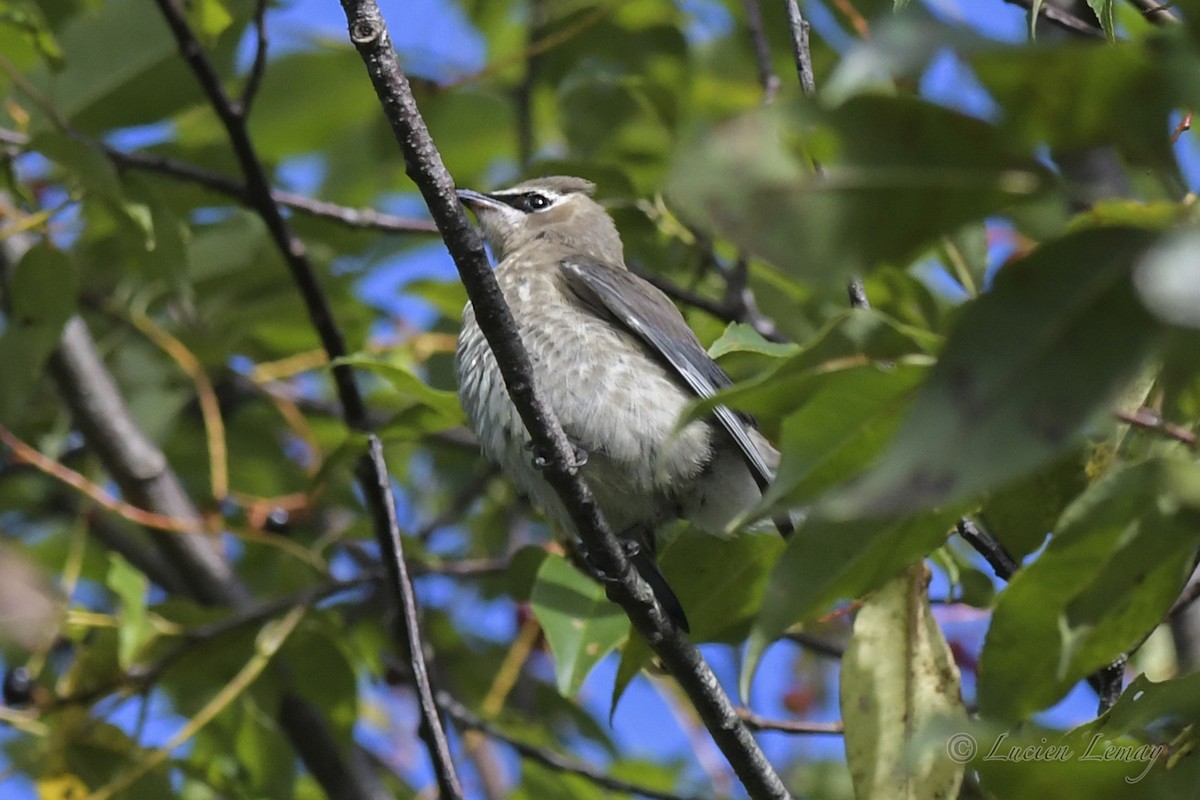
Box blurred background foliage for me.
[2,0,1200,797]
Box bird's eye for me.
[525,193,551,211]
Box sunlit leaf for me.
[530,554,628,697]
[841,564,965,800]
[107,553,153,669]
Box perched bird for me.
[455,176,786,631]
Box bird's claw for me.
[525,440,588,472]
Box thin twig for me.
[337,2,790,795]
[0,423,208,535]
[239,0,270,113]
[1171,111,1193,144]
[737,708,844,735]
[0,127,438,233]
[783,1,816,101]
[742,0,780,104]
[1126,0,1179,25]
[151,1,463,794]
[1001,0,1106,38]
[955,518,1018,580]
[847,278,870,309]
[1115,407,1197,448]
[356,436,462,795]
[439,692,697,800]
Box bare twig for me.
[783,0,816,101]
[239,0,270,113]
[742,0,780,103]
[356,436,461,794]
[1127,0,1179,25]
[1,127,438,233]
[1000,0,1106,38]
[337,2,790,795]
[151,0,462,794]
[847,278,870,309]
[1171,111,1193,144]
[956,518,1018,580]
[1116,407,1197,448]
[737,708,844,735]
[439,692,697,800]
[784,3,868,312]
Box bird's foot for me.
[524,438,588,472]
[574,539,640,583]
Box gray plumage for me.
[454,176,783,629]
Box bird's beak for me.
[456,188,504,211]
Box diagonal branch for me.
[337,2,790,797]
[149,0,462,795]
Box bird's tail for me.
[626,544,690,633]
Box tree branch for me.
[737,708,844,735]
[149,0,463,794]
[742,0,780,103]
[337,2,790,796]
[3,258,382,797]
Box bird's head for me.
[457,176,624,265]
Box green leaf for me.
[979,459,1200,722]
[28,0,233,130]
[32,132,123,200]
[979,453,1088,561]
[0,1,64,68]
[0,243,76,423]
[745,507,962,696]
[841,564,965,800]
[760,361,929,513]
[667,96,1049,280]
[1086,0,1117,42]
[689,309,937,434]
[106,553,153,669]
[530,554,629,697]
[333,354,466,428]
[708,322,800,360]
[246,48,384,160]
[187,0,234,44]
[971,42,1184,170]
[823,227,1163,519]
[611,529,785,710]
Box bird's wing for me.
[559,257,776,495]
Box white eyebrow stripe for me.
[491,188,563,201]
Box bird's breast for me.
[455,264,714,528]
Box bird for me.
[454,175,787,631]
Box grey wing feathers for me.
[559,258,776,494]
